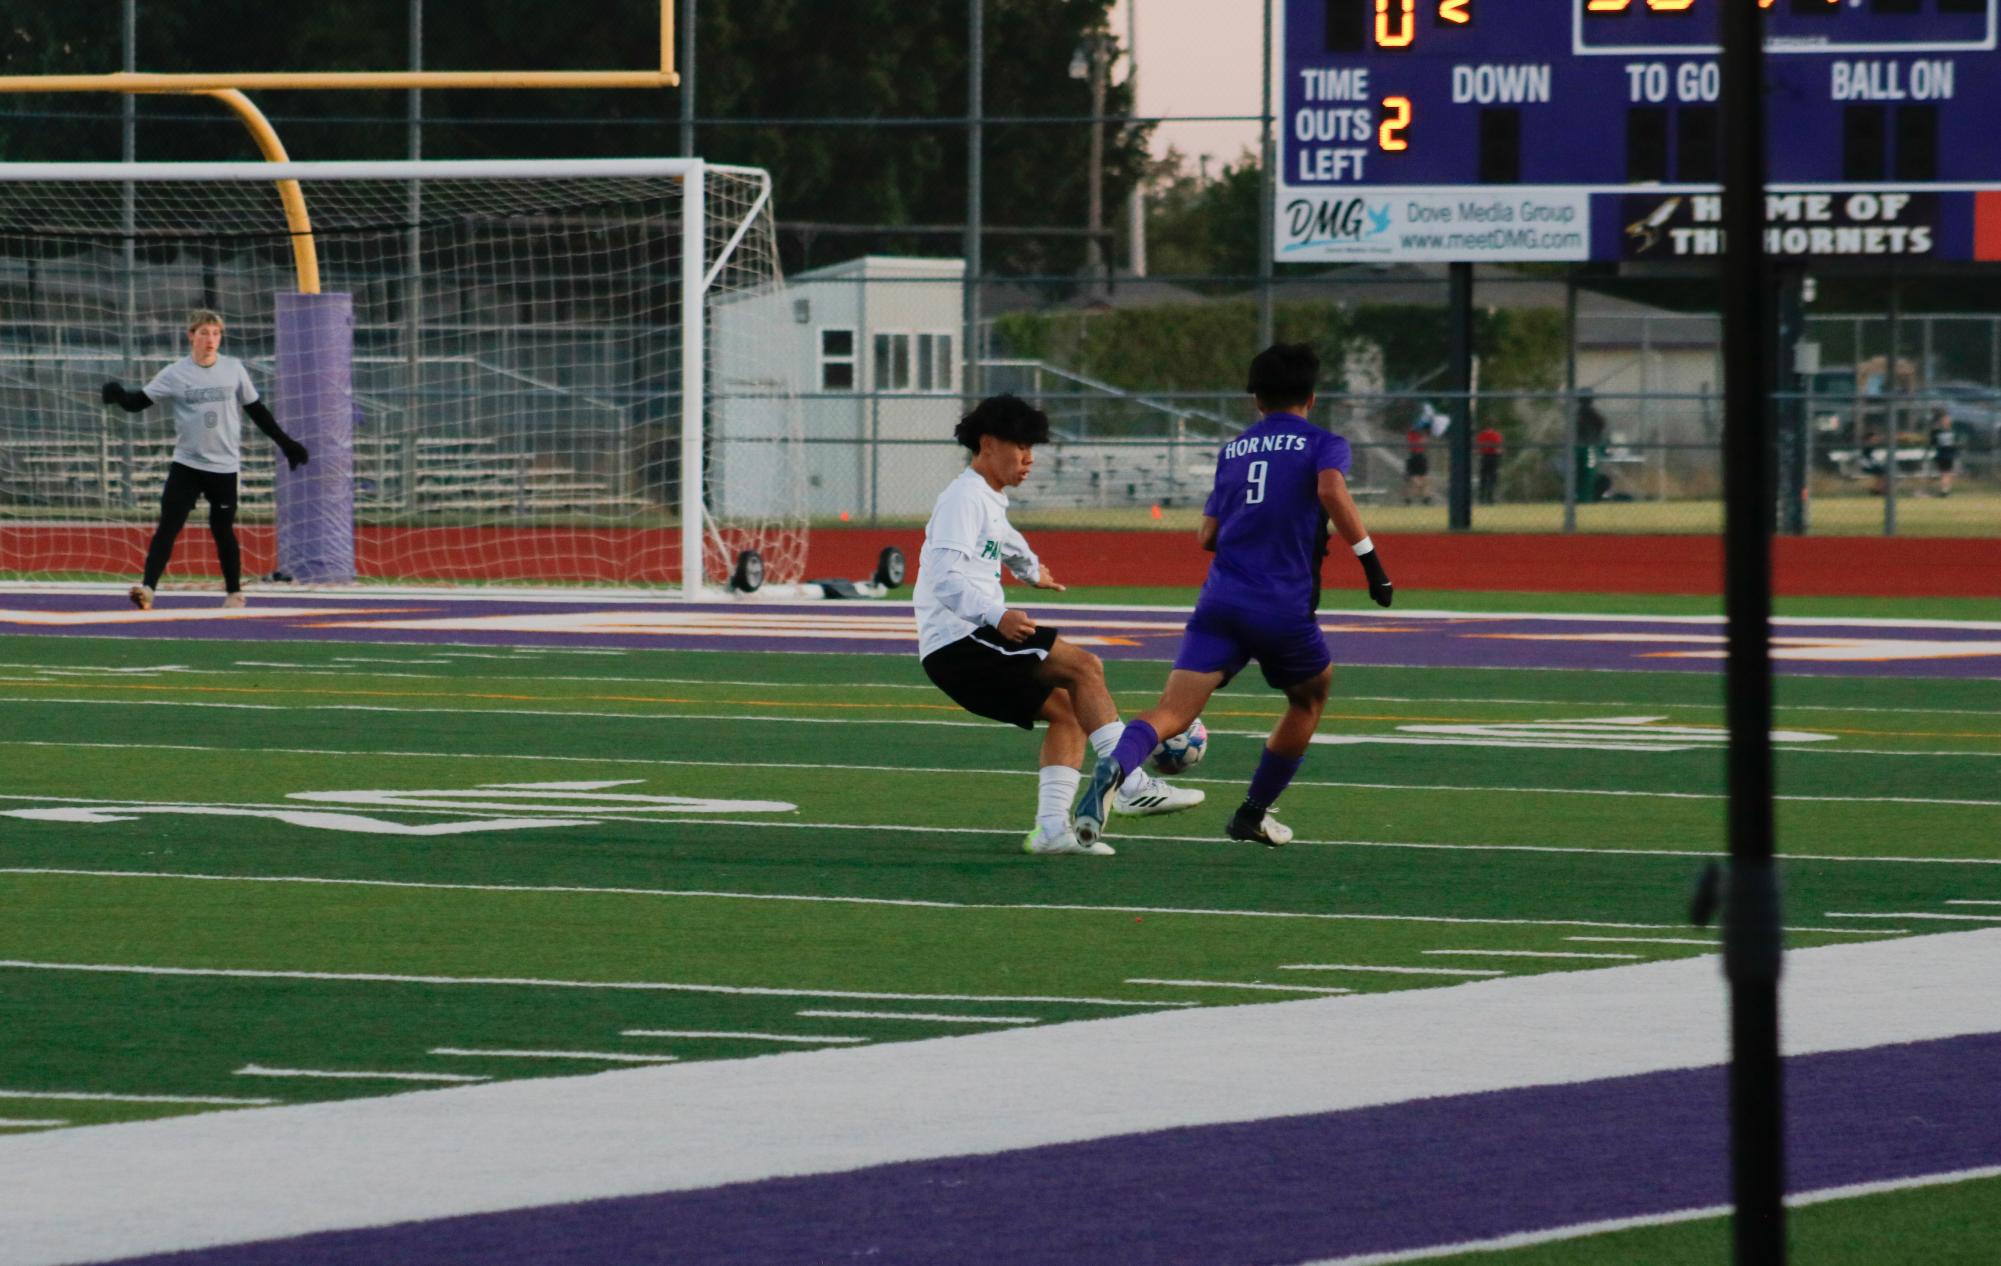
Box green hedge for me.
[992,300,1566,440]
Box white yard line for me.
[0,1089,277,1105]
[797,1009,1040,1025]
[0,1119,66,1128]
[236,1066,487,1084]
[1423,950,1643,961]
[1341,693,2001,719]
[620,1030,868,1045]
[0,868,1933,935]
[31,736,2000,816]
[7,695,2000,759]
[0,960,1191,1009]
[1567,936,1719,947]
[429,1048,678,1065]
[1123,978,1354,994]
[2,932,1998,1266]
[1947,899,2001,906]
[1278,963,1506,977]
[1304,1163,2001,1265]
[0,869,1757,931]
[1824,911,2001,922]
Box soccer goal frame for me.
[0,157,800,598]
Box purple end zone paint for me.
[4,593,1999,679]
[107,1032,2001,1266]
[273,293,356,585]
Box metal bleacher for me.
[0,429,643,518]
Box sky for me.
[1113,0,1268,173]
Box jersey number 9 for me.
[1246,460,1269,505]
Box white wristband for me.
[1351,536,1375,557]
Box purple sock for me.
[1244,748,1304,813]
[1110,720,1159,781]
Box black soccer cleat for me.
[1226,805,1294,848]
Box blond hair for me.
[186,308,225,332]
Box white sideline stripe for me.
[24,669,1989,713]
[621,1030,868,1045]
[1305,1163,2001,1265]
[3,935,2000,1266]
[0,960,1190,1009]
[1949,899,2001,906]
[14,738,2001,810]
[0,869,1919,935]
[429,1048,678,1065]
[1424,950,1643,961]
[0,1089,277,1105]
[236,1065,487,1084]
[0,868,1741,931]
[797,1009,1040,1025]
[1567,936,1718,947]
[9,696,2001,762]
[1278,963,1505,977]
[1825,911,2001,923]
[2,774,1994,868]
[0,1119,66,1129]
[1124,978,1354,995]
[1342,693,2001,719]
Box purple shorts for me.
[1172,599,1332,690]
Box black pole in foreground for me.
[1718,2,1788,1262]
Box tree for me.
[0,0,1152,274]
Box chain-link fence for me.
[724,268,2000,536]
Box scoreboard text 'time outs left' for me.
[1276,0,2001,263]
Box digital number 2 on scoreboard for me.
[1323,1,1478,165]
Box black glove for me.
[101,381,124,404]
[1359,548,1394,608]
[279,438,310,470]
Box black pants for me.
[143,462,241,592]
[1478,453,1499,505]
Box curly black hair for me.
[1246,343,1320,411]
[954,393,1051,451]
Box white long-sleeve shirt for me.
[913,467,1042,660]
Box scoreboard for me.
[1276,0,2001,262]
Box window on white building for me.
[819,329,856,391]
[917,333,954,392]
[874,332,913,392]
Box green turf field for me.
[2,631,1996,1126]
[1,621,1997,1261]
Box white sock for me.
[1119,766,1153,795]
[1038,765,1081,838]
[1088,722,1124,761]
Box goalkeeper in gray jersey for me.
[100,308,308,609]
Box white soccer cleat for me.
[1023,826,1115,857]
[1114,774,1205,816]
[1226,808,1294,848]
[128,585,153,611]
[220,591,247,609]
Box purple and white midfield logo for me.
[0,780,796,836]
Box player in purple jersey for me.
[1074,343,1392,848]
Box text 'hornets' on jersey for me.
[1202,411,1352,614]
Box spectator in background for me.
[1475,423,1504,505]
[1404,403,1442,505]
[1575,392,1610,503]
[1931,407,1958,497]
[1860,426,1887,496]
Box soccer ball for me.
[1151,719,1208,775]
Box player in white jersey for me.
[915,394,1201,857]
[101,309,309,609]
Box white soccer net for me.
[0,159,806,592]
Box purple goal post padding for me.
[273,292,356,584]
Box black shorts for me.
[1936,451,1957,473]
[923,625,1060,729]
[1406,452,1430,478]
